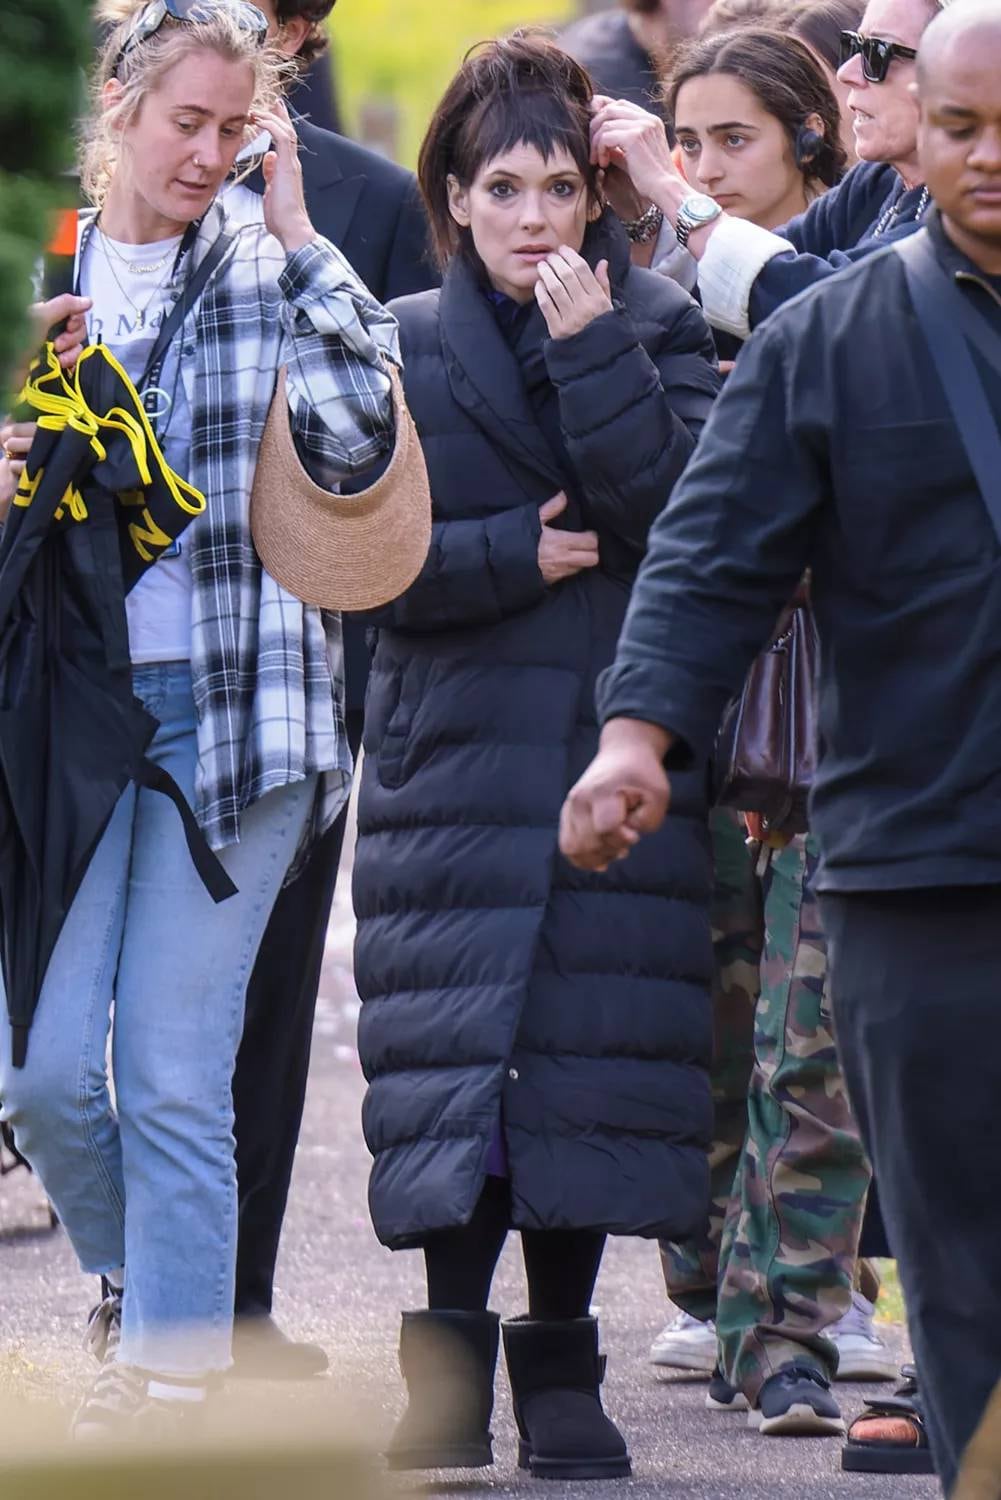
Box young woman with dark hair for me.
[665,27,847,230]
[352,29,719,1482]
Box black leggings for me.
[423,1177,606,1320]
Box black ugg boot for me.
[385,1309,499,1471]
[502,1316,632,1480]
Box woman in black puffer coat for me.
[352,33,720,1481]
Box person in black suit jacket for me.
[232,0,437,1378]
[293,45,344,135]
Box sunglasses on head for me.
[838,29,918,83]
[113,0,269,76]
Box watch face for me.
[682,194,722,224]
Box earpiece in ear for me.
[794,124,825,167]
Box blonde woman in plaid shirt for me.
[0,0,398,1434]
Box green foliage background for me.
[0,0,577,391]
[0,1,91,397]
[332,0,575,169]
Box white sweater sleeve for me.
[693,216,791,338]
[650,212,791,337]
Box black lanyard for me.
[74,216,231,429]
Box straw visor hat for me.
[251,365,432,611]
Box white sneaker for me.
[828,1291,897,1381]
[649,1310,717,1372]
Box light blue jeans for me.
[0,663,315,1376]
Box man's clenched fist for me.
[559,718,676,872]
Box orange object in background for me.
[47,210,78,258]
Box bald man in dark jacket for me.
[561,2,1001,1482]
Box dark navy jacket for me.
[353,219,720,1248]
[292,116,434,305]
[749,161,930,328]
[600,216,1001,893]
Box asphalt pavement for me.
[0,867,940,1500]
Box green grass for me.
[0,1347,69,1403]
[330,0,577,168]
[873,1260,906,1325]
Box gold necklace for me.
[96,231,174,331]
[101,234,172,277]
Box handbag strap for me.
[133,756,237,904]
[894,231,1001,546]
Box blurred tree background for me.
[332,0,576,167]
[0,0,91,394]
[0,0,580,387]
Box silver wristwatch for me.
[675,193,723,249]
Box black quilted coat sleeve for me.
[544,278,720,554]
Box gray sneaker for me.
[72,1363,148,1439]
[828,1292,897,1381]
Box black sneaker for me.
[706,1365,749,1412]
[71,1363,147,1439]
[748,1361,845,1437]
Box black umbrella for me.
[0,341,236,1068]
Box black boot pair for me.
[386,1310,631,1480]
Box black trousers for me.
[423,1178,606,1320]
[820,885,1001,1495]
[233,709,365,1317]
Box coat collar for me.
[926,209,1001,313]
[75,200,231,298]
[439,254,565,489]
[240,115,367,247]
[294,114,346,192]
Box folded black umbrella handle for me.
[134,758,238,904]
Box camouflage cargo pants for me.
[661,810,872,1401]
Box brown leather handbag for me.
[713,582,819,837]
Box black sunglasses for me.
[113,0,268,76]
[838,30,918,83]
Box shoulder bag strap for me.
[136,227,234,396]
[46,216,234,400]
[894,231,1001,546]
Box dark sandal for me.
[842,1391,936,1476]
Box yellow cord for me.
[16,342,206,529]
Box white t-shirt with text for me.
[80,229,195,665]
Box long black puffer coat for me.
[353,216,720,1249]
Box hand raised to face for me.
[251,99,316,254]
[534,246,613,339]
